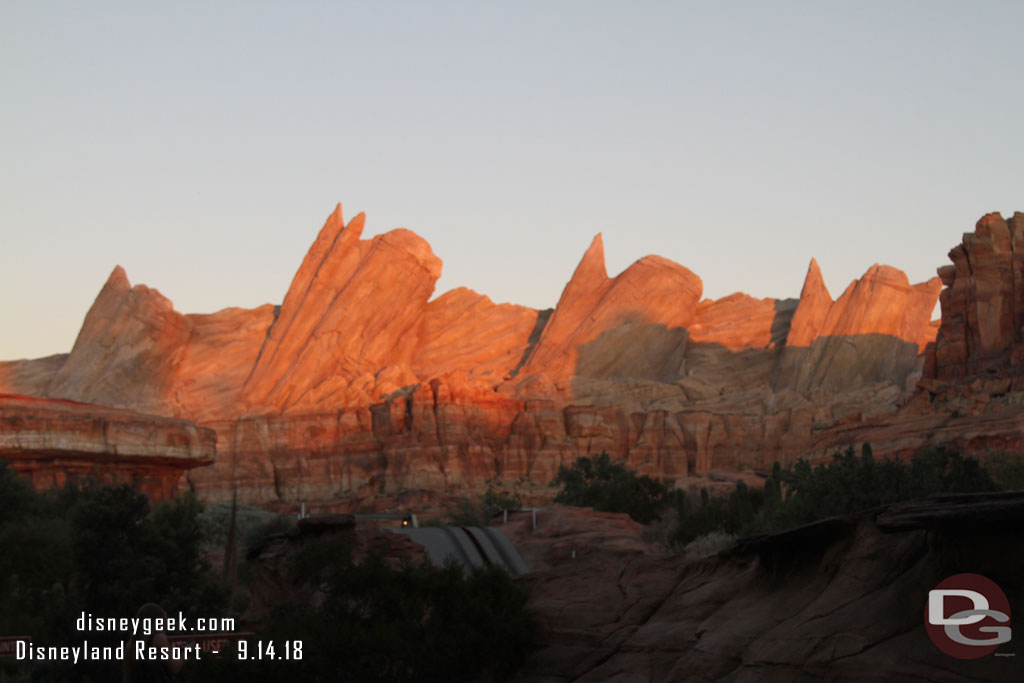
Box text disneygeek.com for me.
[6,612,302,663]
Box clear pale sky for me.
[2,2,1022,360]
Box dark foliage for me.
[985,450,1024,490]
[669,444,999,547]
[550,453,672,524]
[670,481,764,545]
[446,485,524,527]
[761,445,997,530]
[185,537,536,683]
[0,464,226,683]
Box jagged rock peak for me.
[241,205,443,413]
[105,265,131,292]
[785,258,834,349]
[801,258,829,301]
[575,233,608,282]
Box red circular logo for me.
[925,573,1012,659]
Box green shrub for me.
[446,485,523,527]
[764,445,996,530]
[670,481,762,545]
[551,453,672,524]
[984,450,1024,490]
[667,444,1000,547]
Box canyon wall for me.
[509,494,1024,682]
[8,205,1020,505]
[0,393,214,499]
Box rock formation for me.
[509,234,702,386]
[20,264,275,421]
[509,496,1023,682]
[13,203,1019,506]
[776,260,941,394]
[0,393,214,499]
[241,206,444,414]
[930,211,1024,383]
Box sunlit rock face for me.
[929,212,1024,382]
[9,264,275,421]
[0,393,213,500]
[509,234,703,386]
[774,260,941,395]
[13,203,1007,505]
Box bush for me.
[186,538,536,683]
[984,450,1024,490]
[446,485,523,527]
[241,514,297,554]
[670,481,763,545]
[762,445,996,530]
[0,465,227,681]
[197,501,285,554]
[666,444,1000,547]
[683,531,737,558]
[551,453,672,524]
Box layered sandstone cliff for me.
[929,211,1024,384]
[0,393,214,499]
[1,203,984,505]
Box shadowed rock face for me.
[775,260,941,394]
[510,495,1023,683]
[512,234,703,384]
[1,203,983,504]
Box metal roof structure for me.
[389,526,530,577]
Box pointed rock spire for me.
[242,204,443,413]
[344,211,366,242]
[786,258,833,348]
[546,234,610,314]
[799,258,828,302]
[574,233,607,283]
[104,265,131,294]
[280,204,348,312]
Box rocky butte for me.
[1,205,1022,505]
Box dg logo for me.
[926,573,1012,659]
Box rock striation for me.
[930,211,1024,383]
[8,203,1008,505]
[510,234,703,386]
[25,264,275,420]
[0,393,214,499]
[776,259,941,394]
[511,497,1023,682]
[241,207,444,413]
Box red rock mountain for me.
[8,204,1019,505]
[931,212,1024,382]
[509,234,702,386]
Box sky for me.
[1,1,1022,360]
